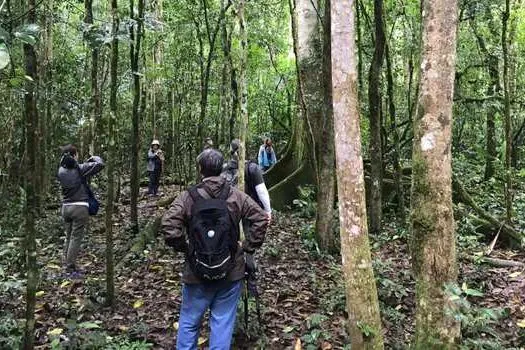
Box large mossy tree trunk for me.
[367,0,386,234]
[22,0,39,347]
[331,1,384,348]
[315,0,337,252]
[129,0,144,235]
[106,0,119,307]
[267,0,319,210]
[411,0,460,346]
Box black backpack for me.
[187,184,238,281]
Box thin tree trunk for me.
[502,0,512,222]
[238,0,247,200]
[22,0,39,347]
[367,0,385,234]
[411,0,460,346]
[129,0,144,235]
[106,0,119,306]
[385,42,405,219]
[331,1,384,348]
[315,0,336,252]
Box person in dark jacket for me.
[161,148,268,350]
[147,139,164,196]
[57,144,104,274]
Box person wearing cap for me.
[223,139,272,225]
[161,148,268,349]
[147,139,164,196]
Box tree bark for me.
[502,0,512,222]
[129,0,144,235]
[106,0,119,306]
[385,41,405,220]
[411,0,460,346]
[22,0,39,347]
[237,0,247,203]
[331,1,384,348]
[367,0,385,234]
[315,0,336,252]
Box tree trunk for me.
[502,0,512,222]
[411,0,460,346]
[485,54,498,180]
[237,0,247,204]
[22,0,39,347]
[385,42,405,220]
[129,0,144,235]
[106,0,119,306]
[315,0,336,252]
[367,0,385,234]
[331,1,384,348]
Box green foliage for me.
[0,313,22,349]
[445,283,509,349]
[301,313,330,350]
[292,185,316,218]
[47,320,153,350]
[357,320,377,338]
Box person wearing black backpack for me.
[161,148,268,350]
[57,144,104,276]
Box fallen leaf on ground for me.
[35,291,45,297]
[47,328,63,336]
[294,338,302,350]
[173,322,179,330]
[198,337,207,346]
[517,319,525,328]
[133,299,144,309]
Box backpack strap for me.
[217,183,231,201]
[188,185,204,203]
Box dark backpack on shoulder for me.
[187,184,238,281]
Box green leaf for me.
[0,26,10,42]
[14,23,40,45]
[0,43,9,70]
[464,288,484,297]
[78,321,101,329]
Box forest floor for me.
[2,183,525,349]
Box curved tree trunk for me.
[331,0,384,347]
[411,0,460,346]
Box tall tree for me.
[315,0,336,252]
[22,0,39,347]
[237,0,247,195]
[367,0,386,234]
[129,0,145,235]
[106,0,119,306]
[411,0,460,346]
[502,0,512,222]
[331,0,384,348]
[85,0,101,155]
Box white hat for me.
[151,139,160,146]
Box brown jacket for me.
[161,176,268,284]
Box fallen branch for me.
[452,176,523,245]
[472,256,525,268]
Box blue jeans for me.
[176,281,242,350]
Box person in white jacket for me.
[222,139,272,225]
